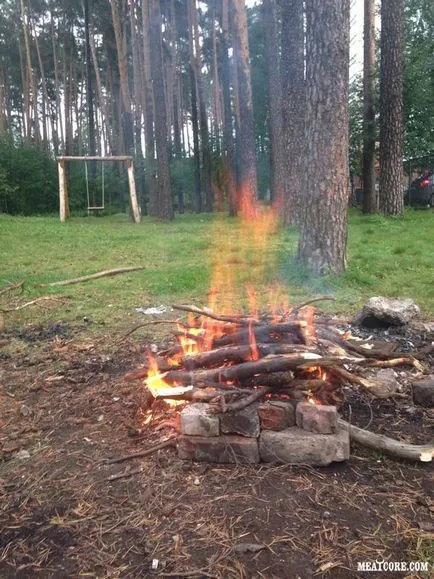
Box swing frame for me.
[56,156,141,224]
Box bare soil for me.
[0,320,433,578]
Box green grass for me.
[0,209,433,332]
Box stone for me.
[258,401,295,431]
[357,297,420,327]
[259,427,350,466]
[180,403,219,437]
[369,368,400,398]
[220,404,260,437]
[178,435,259,464]
[413,377,434,408]
[296,403,337,434]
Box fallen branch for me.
[339,419,434,462]
[0,295,67,312]
[107,436,177,464]
[172,303,260,326]
[124,319,183,338]
[0,281,24,296]
[36,266,145,287]
[213,386,273,413]
[290,295,336,314]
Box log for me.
[153,388,242,402]
[339,419,434,462]
[212,321,308,348]
[36,266,145,287]
[161,352,324,386]
[213,387,273,413]
[182,343,316,370]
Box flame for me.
[145,353,186,406]
[179,326,202,357]
[248,321,259,361]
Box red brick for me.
[177,435,259,464]
[296,403,337,434]
[259,401,295,430]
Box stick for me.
[107,437,176,464]
[172,303,259,325]
[213,386,273,413]
[0,281,24,296]
[0,296,67,312]
[107,466,144,481]
[339,419,434,462]
[162,352,324,386]
[290,295,336,314]
[35,266,145,287]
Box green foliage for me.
[0,138,58,215]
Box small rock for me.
[413,377,434,408]
[357,297,420,327]
[15,450,31,460]
[20,404,32,417]
[233,543,266,554]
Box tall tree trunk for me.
[89,34,113,152]
[150,0,174,220]
[221,0,237,216]
[20,0,39,143]
[52,14,63,150]
[231,0,257,214]
[192,0,212,212]
[142,0,158,216]
[0,69,6,135]
[362,0,377,213]
[280,0,305,225]
[110,0,133,155]
[264,0,285,208]
[84,0,96,159]
[188,0,202,212]
[379,0,404,215]
[297,0,350,275]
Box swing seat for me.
[88,206,105,210]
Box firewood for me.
[182,343,316,370]
[211,387,273,413]
[212,321,308,348]
[162,352,324,386]
[339,419,434,462]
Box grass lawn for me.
[1,209,432,330]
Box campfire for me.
[124,201,433,465]
[124,298,433,466]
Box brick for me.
[296,402,337,434]
[258,401,295,431]
[259,427,350,466]
[178,435,259,464]
[180,403,219,437]
[220,404,260,437]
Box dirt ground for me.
[0,319,433,578]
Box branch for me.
[290,295,336,314]
[35,266,145,287]
[107,437,177,464]
[339,419,434,462]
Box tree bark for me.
[150,0,174,220]
[220,0,237,216]
[232,0,257,214]
[379,0,404,215]
[297,0,350,276]
[188,0,202,213]
[264,0,285,208]
[280,0,305,225]
[362,0,377,213]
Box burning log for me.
[212,321,308,348]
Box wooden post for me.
[58,159,69,222]
[127,159,141,224]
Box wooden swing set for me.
[56,156,141,224]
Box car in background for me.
[405,171,434,207]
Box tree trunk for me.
[220,0,237,216]
[150,0,174,220]
[297,0,350,276]
[264,0,285,208]
[192,0,213,212]
[188,0,202,213]
[362,0,378,213]
[141,0,158,216]
[110,0,134,155]
[280,0,305,225]
[84,0,96,159]
[379,0,404,215]
[231,0,257,214]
